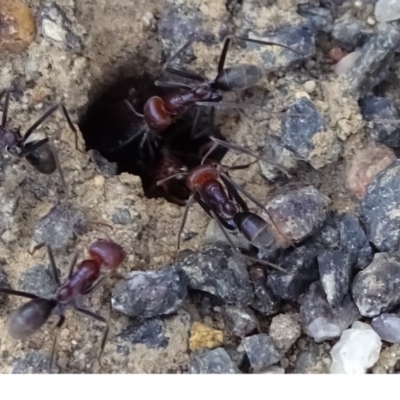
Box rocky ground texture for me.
[1,0,400,374]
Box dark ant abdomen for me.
[214,64,263,91]
[24,141,57,174]
[7,298,57,340]
[234,211,278,252]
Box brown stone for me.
[346,143,396,199]
[0,0,36,53]
[189,322,224,352]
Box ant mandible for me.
[0,239,126,372]
[0,88,80,197]
[114,35,303,152]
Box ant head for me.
[0,126,19,151]
[7,298,56,340]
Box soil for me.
[0,0,386,373]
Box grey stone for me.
[205,219,251,250]
[189,348,241,374]
[371,313,400,343]
[249,266,280,314]
[177,246,254,306]
[250,25,315,71]
[297,5,333,33]
[359,96,400,148]
[300,282,360,342]
[281,97,341,169]
[347,25,400,97]
[223,306,259,339]
[33,203,87,251]
[12,351,58,374]
[361,160,400,252]
[111,266,187,318]
[158,7,214,64]
[332,17,373,50]
[375,0,400,23]
[318,250,352,307]
[112,208,133,225]
[0,196,18,237]
[39,4,83,50]
[267,245,319,301]
[352,253,400,317]
[18,264,57,299]
[0,264,9,304]
[265,183,331,244]
[241,334,282,372]
[119,318,169,349]
[269,313,301,353]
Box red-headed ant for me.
[156,150,288,271]
[114,35,303,153]
[0,88,79,197]
[0,239,126,372]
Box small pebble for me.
[189,322,224,352]
[304,80,316,94]
[269,314,301,353]
[329,47,347,63]
[189,348,240,374]
[371,313,400,343]
[0,0,36,53]
[330,321,382,374]
[333,51,361,75]
[94,175,105,187]
[375,0,400,23]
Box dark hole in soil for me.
[79,74,227,205]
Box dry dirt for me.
[0,0,374,373]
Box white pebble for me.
[304,80,316,94]
[333,51,361,75]
[330,321,382,374]
[375,0,400,23]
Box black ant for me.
[0,239,126,372]
[0,88,79,197]
[156,150,289,271]
[113,35,303,153]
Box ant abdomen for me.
[214,64,263,91]
[88,239,126,270]
[7,298,56,340]
[234,211,278,253]
[24,141,57,175]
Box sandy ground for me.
[0,0,374,373]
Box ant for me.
[0,239,126,372]
[114,35,303,153]
[0,88,80,197]
[156,151,288,271]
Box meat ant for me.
[156,150,288,271]
[0,239,126,372]
[114,35,303,153]
[0,88,79,197]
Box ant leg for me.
[190,107,204,139]
[81,273,110,295]
[0,287,39,300]
[154,80,193,90]
[177,194,195,251]
[110,127,147,152]
[201,142,219,165]
[210,137,292,178]
[218,35,304,73]
[59,104,85,154]
[75,307,109,364]
[124,99,144,118]
[46,245,60,285]
[48,139,69,200]
[156,172,188,187]
[162,36,205,82]
[49,315,65,373]
[210,210,285,272]
[196,101,260,110]
[1,88,11,128]
[22,103,75,145]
